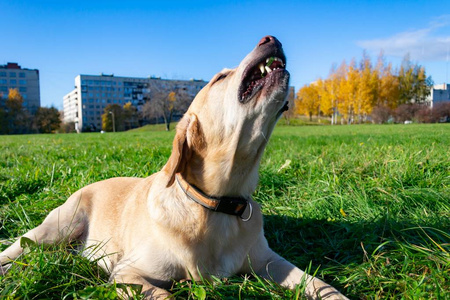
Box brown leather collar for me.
[175,174,249,217]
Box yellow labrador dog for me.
[1,36,347,299]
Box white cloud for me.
[357,15,450,61]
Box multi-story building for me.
[428,83,450,108]
[63,74,207,132]
[0,62,40,113]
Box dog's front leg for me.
[246,233,348,300]
[111,269,171,300]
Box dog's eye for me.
[211,73,228,85]
[210,69,233,85]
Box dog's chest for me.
[148,213,261,281]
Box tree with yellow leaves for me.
[337,60,359,123]
[295,51,433,125]
[316,78,333,118]
[377,59,400,109]
[4,88,31,134]
[296,84,320,121]
[357,53,379,122]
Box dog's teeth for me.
[273,57,285,67]
[266,58,270,63]
[265,66,272,73]
[259,63,265,75]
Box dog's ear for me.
[163,113,200,187]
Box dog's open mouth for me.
[239,54,287,103]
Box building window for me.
[19,87,27,92]
[0,72,6,77]
[19,80,27,85]
[9,72,16,77]
[10,79,17,85]
[0,79,6,84]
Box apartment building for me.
[429,83,450,107]
[63,74,207,132]
[0,62,40,113]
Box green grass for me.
[1,123,449,299]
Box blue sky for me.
[1,1,449,109]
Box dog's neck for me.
[181,147,264,199]
[175,174,249,217]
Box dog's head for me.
[164,36,290,196]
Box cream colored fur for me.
[0,36,348,300]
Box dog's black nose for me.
[257,36,282,48]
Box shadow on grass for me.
[263,213,449,297]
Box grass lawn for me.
[0,123,449,299]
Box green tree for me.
[398,55,433,105]
[33,107,61,133]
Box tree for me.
[337,60,359,123]
[0,92,6,134]
[292,51,433,125]
[398,55,433,105]
[123,102,139,130]
[102,104,124,132]
[142,88,191,131]
[358,53,379,122]
[33,107,61,133]
[5,88,31,134]
[296,84,320,121]
[377,62,400,109]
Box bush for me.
[60,122,76,133]
[432,102,450,123]
[394,104,423,123]
[371,105,393,124]
[415,106,433,123]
